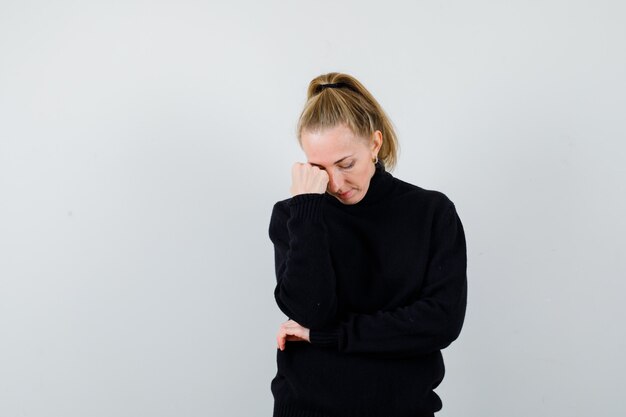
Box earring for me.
[372,155,378,164]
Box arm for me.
[269,193,338,329]
[309,200,467,357]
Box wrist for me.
[289,193,325,220]
[309,326,340,348]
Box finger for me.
[277,330,284,350]
[279,331,287,351]
[286,335,306,342]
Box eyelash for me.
[341,162,355,169]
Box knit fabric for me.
[268,161,467,417]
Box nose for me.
[327,170,345,194]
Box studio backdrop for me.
[1,1,625,416]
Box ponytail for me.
[296,72,400,171]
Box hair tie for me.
[319,82,349,91]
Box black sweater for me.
[268,161,467,417]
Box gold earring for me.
[372,155,378,164]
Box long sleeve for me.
[269,193,338,329]
[309,200,467,357]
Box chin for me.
[336,193,361,205]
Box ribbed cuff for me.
[288,193,325,220]
[309,327,340,348]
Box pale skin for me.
[276,123,383,351]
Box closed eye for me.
[341,162,355,169]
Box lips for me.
[339,190,353,199]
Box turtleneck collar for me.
[323,161,395,209]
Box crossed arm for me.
[269,194,467,357]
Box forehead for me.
[301,124,367,164]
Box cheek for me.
[355,169,369,187]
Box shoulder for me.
[390,176,456,214]
[389,178,462,240]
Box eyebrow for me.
[309,154,354,168]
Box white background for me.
[1,1,625,416]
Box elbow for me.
[439,278,467,349]
[438,305,467,350]
[437,325,462,350]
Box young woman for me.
[269,72,468,417]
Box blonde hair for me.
[296,72,399,171]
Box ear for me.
[371,130,383,155]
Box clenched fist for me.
[290,162,329,196]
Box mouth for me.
[338,190,353,199]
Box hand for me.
[290,162,329,196]
[276,319,310,351]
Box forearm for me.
[271,194,338,329]
[310,287,467,357]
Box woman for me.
[269,72,467,417]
